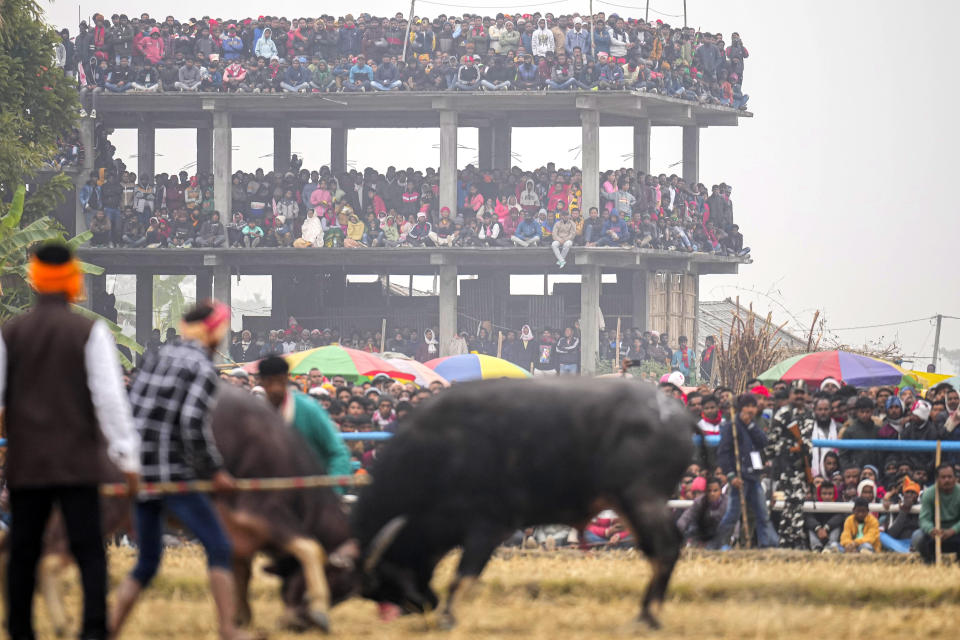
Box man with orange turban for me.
[1,243,140,640]
[110,299,257,640]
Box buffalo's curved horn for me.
[363,516,408,574]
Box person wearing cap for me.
[405,211,434,246]
[345,54,373,91]
[878,476,922,552]
[257,356,352,488]
[712,394,778,549]
[840,498,879,553]
[114,300,253,640]
[225,367,250,388]
[901,399,942,473]
[1,244,140,640]
[515,52,540,89]
[565,17,590,57]
[766,380,814,549]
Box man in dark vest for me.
[1,244,140,640]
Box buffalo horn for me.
[363,516,408,573]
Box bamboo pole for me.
[497,331,504,358]
[730,406,751,548]
[936,440,943,566]
[380,318,387,353]
[614,316,622,371]
[100,473,372,498]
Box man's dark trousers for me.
[7,486,106,640]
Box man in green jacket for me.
[258,356,352,489]
[918,463,960,563]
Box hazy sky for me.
[44,0,960,371]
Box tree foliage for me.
[0,0,79,219]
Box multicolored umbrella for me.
[757,351,920,389]
[383,358,450,387]
[424,354,532,382]
[244,345,414,382]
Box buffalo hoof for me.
[637,610,662,631]
[279,609,311,633]
[308,609,331,634]
[437,612,457,631]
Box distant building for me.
[697,299,808,355]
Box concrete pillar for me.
[580,109,600,217]
[439,110,458,216]
[580,265,601,376]
[137,125,155,179]
[631,270,649,332]
[213,111,232,222]
[492,122,512,170]
[196,269,213,302]
[274,125,291,173]
[438,264,458,357]
[213,265,232,363]
[331,128,348,173]
[682,125,699,185]
[76,118,96,234]
[135,271,153,352]
[477,127,493,171]
[196,127,213,176]
[633,119,651,174]
[80,273,98,311]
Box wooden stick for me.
[497,331,504,359]
[730,406,751,548]
[614,316,622,371]
[936,440,943,566]
[100,473,372,498]
[380,318,387,353]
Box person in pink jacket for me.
[139,28,164,65]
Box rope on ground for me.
[100,473,372,497]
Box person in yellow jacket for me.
[840,498,880,553]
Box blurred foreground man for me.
[918,464,960,564]
[1,244,140,640]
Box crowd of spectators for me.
[61,11,749,115]
[81,159,748,263]
[179,318,960,556]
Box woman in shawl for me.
[416,328,440,362]
[294,209,323,247]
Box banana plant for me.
[0,184,143,367]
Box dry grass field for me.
[28,545,960,639]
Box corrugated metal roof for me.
[697,299,808,354]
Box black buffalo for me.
[353,378,696,630]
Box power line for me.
[595,0,683,17]
[417,0,569,8]
[827,316,935,332]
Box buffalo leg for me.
[232,556,253,627]
[439,528,505,630]
[284,537,331,632]
[618,494,681,630]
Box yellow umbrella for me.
[909,370,953,389]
